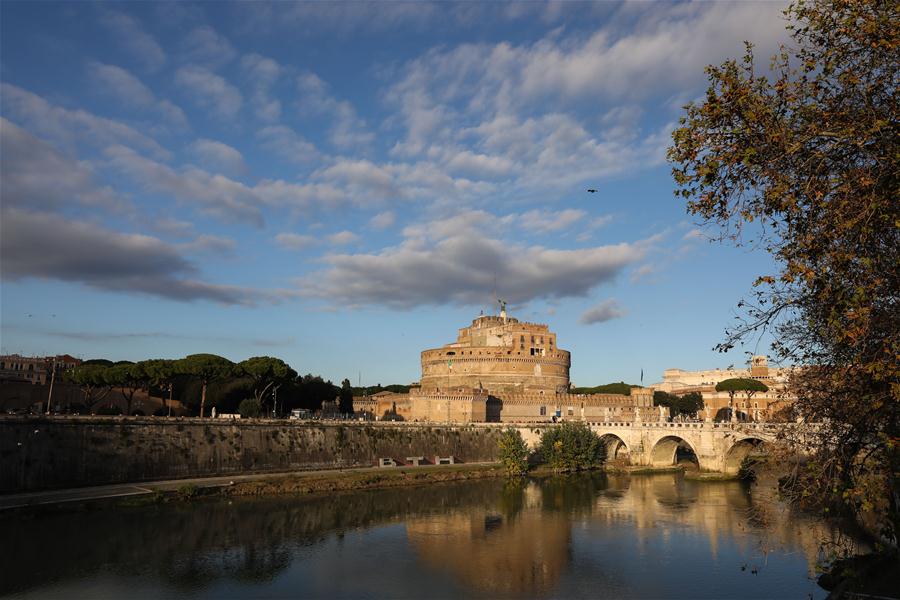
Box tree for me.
[570,382,636,395]
[538,422,605,472]
[142,359,177,416]
[498,428,529,476]
[296,374,339,412]
[669,0,899,542]
[654,391,705,419]
[66,363,112,408]
[177,354,234,418]
[238,398,262,418]
[339,379,353,416]
[715,378,769,420]
[105,361,148,415]
[238,357,297,416]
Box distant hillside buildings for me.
[651,356,795,422]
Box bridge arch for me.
[723,437,768,475]
[599,433,630,464]
[650,435,700,469]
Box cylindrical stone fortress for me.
[420,312,571,393]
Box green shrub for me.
[238,398,261,418]
[498,428,529,476]
[538,422,605,472]
[176,484,198,500]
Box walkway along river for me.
[0,472,863,599]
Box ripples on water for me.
[1,473,858,599]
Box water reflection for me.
[0,474,860,599]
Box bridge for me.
[512,421,786,475]
[589,421,783,474]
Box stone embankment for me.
[0,416,506,493]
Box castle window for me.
[540,336,544,344]
[531,335,535,343]
[539,406,546,416]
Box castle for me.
[355,305,660,424]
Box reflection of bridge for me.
[513,421,788,474]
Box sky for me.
[0,1,793,387]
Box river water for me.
[1,473,858,599]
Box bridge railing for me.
[586,420,787,433]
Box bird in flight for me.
[586,188,597,193]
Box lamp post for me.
[45,358,56,415]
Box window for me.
[540,336,544,344]
[539,406,546,416]
[531,335,535,343]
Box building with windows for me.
[650,356,796,422]
[0,354,81,385]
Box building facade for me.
[0,354,81,385]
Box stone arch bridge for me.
[513,421,789,475]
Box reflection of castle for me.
[406,493,570,595]
[651,356,796,422]
[357,307,659,424]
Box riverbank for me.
[1,460,748,514]
[0,462,508,512]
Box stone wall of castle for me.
[367,387,661,424]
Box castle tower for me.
[419,312,571,394]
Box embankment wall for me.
[0,416,508,493]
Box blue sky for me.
[0,1,791,386]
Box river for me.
[0,473,860,599]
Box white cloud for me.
[88,61,188,128]
[580,299,626,324]
[444,150,514,179]
[0,83,171,160]
[175,65,243,118]
[275,233,316,250]
[297,71,374,149]
[300,212,651,309]
[241,53,283,121]
[630,263,657,283]
[188,138,246,175]
[180,25,237,67]
[368,211,396,230]
[177,234,237,255]
[256,125,318,163]
[516,208,586,233]
[99,10,166,71]
[328,230,360,245]
[104,145,262,225]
